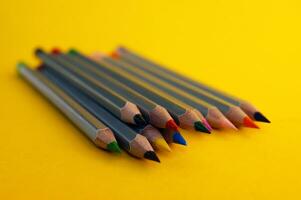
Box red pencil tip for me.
[243,117,259,129]
[111,51,120,59]
[165,119,179,132]
[51,48,61,55]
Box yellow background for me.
[1,0,301,199]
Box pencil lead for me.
[68,48,78,55]
[202,119,213,131]
[194,121,211,133]
[17,62,26,70]
[133,114,147,126]
[153,138,171,152]
[172,132,187,146]
[51,48,61,55]
[35,48,44,55]
[106,141,122,153]
[254,112,270,123]
[243,117,259,129]
[165,119,179,132]
[144,151,160,163]
[111,51,120,59]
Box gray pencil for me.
[115,47,270,123]
[51,52,179,133]
[35,49,146,126]
[39,66,160,162]
[17,62,121,153]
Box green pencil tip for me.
[107,141,122,153]
[194,121,211,134]
[68,48,78,55]
[17,62,26,71]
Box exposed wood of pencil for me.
[60,53,176,130]
[35,49,144,126]
[41,67,160,162]
[116,47,270,123]
[18,63,119,152]
[86,51,233,129]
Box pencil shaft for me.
[36,50,142,125]
[18,64,110,145]
[57,54,160,123]
[41,67,138,150]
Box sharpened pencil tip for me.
[153,138,171,152]
[106,141,122,153]
[202,119,213,131]
[51,48,61,55]
[35,48,43,55]
[165,119,179,132]
[243,117,259,129]
[144,151,160,163]
[17,62,26,71]
[172,132,187,145]
[133,114,147,127]
[254,112,270,123]
[68,48,78,55]
[194,121,211,133]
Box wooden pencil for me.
[68,49,211,133]
[115,46,270,123]
[108,50,257,128]
[51,51,181,135]
[35,49,146,127]
[40,66,160,162]
[17,62,121,153]
[74,50,235,130]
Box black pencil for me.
[17,62,121,153]
[39,66,160,162]
[115,46,270,123]
[35,49,146,127]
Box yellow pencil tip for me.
[154,138,171,152]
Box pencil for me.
[52,51,180,135]
[68,49,210,133]
[115,46,270,123]
[40,66,160,162]
[110,50,257,128]
[78,50,234,130]
[35,49,146,127]
[17,62,121,153]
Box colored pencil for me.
[39,66,160,162]
[35,49,146,126]
[108,50,257,128]
[17,62,121,153]
[67,49,210,133]
[115,46,270,123]
[51,51,181,135]
[72,50,234,130]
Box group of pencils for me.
[18,46,270,163]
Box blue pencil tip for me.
[172,132,187,146]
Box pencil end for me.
[243,117,260,129]
[17,62,26,71]
[254,112,270,123]
[194,121,211,134]
[35,48,44,55]
[133,114,147,127]
[172,132,187,146]
[165,119,179,132]
[51,48,62,55]
[153,138,171,152]
[106,141,122,153]
[144,151,160,163]
[68,48,78,55]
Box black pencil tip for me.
[35,48,43,55]
[133,114,147,127]
[144,151,160,163]
[194,121,211,134]
[254,112,270,123]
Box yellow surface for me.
[1,1,301,199]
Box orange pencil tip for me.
[111,51,120,59]
[243,117,259,129]
[51,48,61,55]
